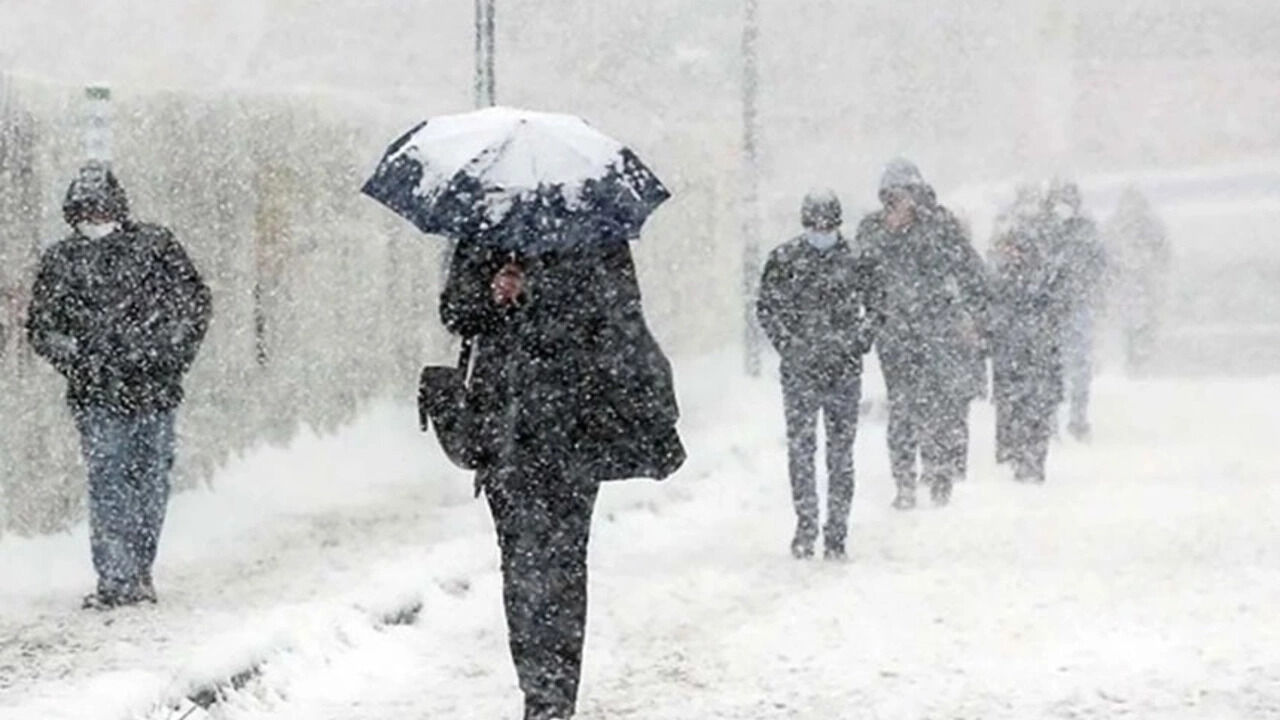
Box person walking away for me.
[1045,179,1105,440]
[440,236,684,720]
[856,159,990,509]
[987,183,1045,466]
[26,162,211,609]
[756,189,883,560]
[989,196,1069,482]
[1104,187,1170,375]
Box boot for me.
[822,522,847,561]
[891,485,916,511]
[137,574,158,604]
[790,514,818,558]
[930,476,953,506]
[1067,420,1091,442]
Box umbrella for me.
[361,106,670,254]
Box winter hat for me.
[878,157,926,194]
[800,188,842,229]
[62,161,129,226]
[1047,178,1082,212]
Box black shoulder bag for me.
[418,337,486,470]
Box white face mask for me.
[76,221,120,240]
[805,229,839,250]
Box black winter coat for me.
[1048,215,1106,315]
[755,234,883,382]
[856,203,990,400]
[440,240,684,483]
[990,222,1068,405]
[26,222,211,414]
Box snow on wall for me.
[0,73,737,537]
[0,78,436,535]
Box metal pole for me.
[474,0,496,108]
[84,84,112,165]
[741,0,762,376]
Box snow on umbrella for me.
[361,106,670,254]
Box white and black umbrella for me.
[361,106,670,254]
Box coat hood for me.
[62,162,130,227]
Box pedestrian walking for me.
[989,194,1069,482]
[1104,187,1170,374]
[1045,179,1105,440]
[756,189,883,560]
[856,159,990,508]
[366,107,685,720]
[26,162,211,609]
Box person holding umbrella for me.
[364,107,685,720]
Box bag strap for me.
[460,336,479,389]
[458,336,474,369]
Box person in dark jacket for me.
[26,162,211,609]
[989,205,1069,483]
[856,159,989,509]
[756,189,882,560]
[440,236,683,720]
[1045,179,1105,440]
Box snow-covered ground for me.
[3,353,1278,720]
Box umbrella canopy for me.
[362,106,670,254]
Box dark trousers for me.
[995,392,1014,463]
[781,369,861,549]
[74,406,175,597]
[1063,306,1094,429]
[1006,390,1056,482]
[483,462,599,720]
[885,385,968,490]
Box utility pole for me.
[474,0,496,107]
[84,84,112,165]
[741,0,762,376]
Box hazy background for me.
[1,0,1278,534]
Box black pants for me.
[885,383,969,490]
[483,462,599,720]
[781,368,861,549]
[1006,389,1057,481]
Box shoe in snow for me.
[891,488,916,511]
[82,590,122,610]
[1068,421,1091,442]
[823,542,847,562]
[136,575,158,604]
[791,535,815,559]
[930,478,952,506]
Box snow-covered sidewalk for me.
[0,401,472,719]
[4,357,1279,719]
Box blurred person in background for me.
[856,159,990,509]
[26,162,211,609]
[1105,187,1170,375]
[989,188,1069,483]
[988,183,1045,465]
[1045,179,1105,440]
[756,189,883,560]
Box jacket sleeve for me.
[153,232,212,375]
[754,250,796,355]
[440,242,509,338]
[857,255,888,354]
[945,215,993,345]
[25,246,82,377]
